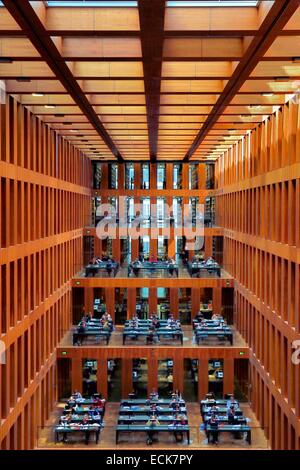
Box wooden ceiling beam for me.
[183,0,300,161]
[138,0,165,162]
[3,0,124,162]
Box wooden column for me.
[101,163,109,189]
[131,237,139,261]
[191,288,201,317]
[105,288,115,322]
[205,236,213,258]
[134,163,141,189]
[166,163,173,190]
[112,237,121,262]
[84,287,94,314]
[198,163,206,189]
[173,357,184,394]
[166,196,175,257]
[223,358,234,396]
[94,236,102,258]
[198,359,208,400]
[97,357,108,400]
[147,355,158,395]
[71,358,82,394]
[170,288,179,319]
[127,288,136,318]
[150,237,157,259]
[118,163,125,189]
[213,287,222,314]
[182,164,189,189]
[150,163,157,189]
[122,358,133,398]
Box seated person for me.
[106,259,113,277]
[212,312,221,321]
[149,254,157,263]
[89,257,98,266]
[81,413,90,425]
[195,310,204,321]
[149,389,159,400]
[60,413,72,425]
[208,413,219,444]
[173,413,187,425]
[172,389,182,400]
[226,395,238,410]
[132,313,139,322]
[173,413,187,442]
[209,404,219,414]
[146,330,155,344]
[149,403,158,414]
[106,312,112,322]
[167,258,176,276]
[146,415,160,445]
[88,406,100,417]
[170,397,180,409]
[227,406,236,424]
[172,402,181,413]
[132,259,142,277]
[71,390,82,400]
[59,413,72,442]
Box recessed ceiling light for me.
[262,93,273,97]
[44,105,56,109]
[32,93,44,97]
[70,129,78,132]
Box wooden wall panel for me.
[215,96,300,449]
[0,94,91,449]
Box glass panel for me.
[109,163,118,189]
[173,163,182,189]
[125,163,134,189]
[93,162,102,189]
[142,163,149,189]
[157,163,166,189]
[189,164,198,190]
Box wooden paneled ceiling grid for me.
[1,0,300,161]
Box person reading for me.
[146,415,160,445]
[208,413,219,444]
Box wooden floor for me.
[59,325,247,349]
[37,402,269,450]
